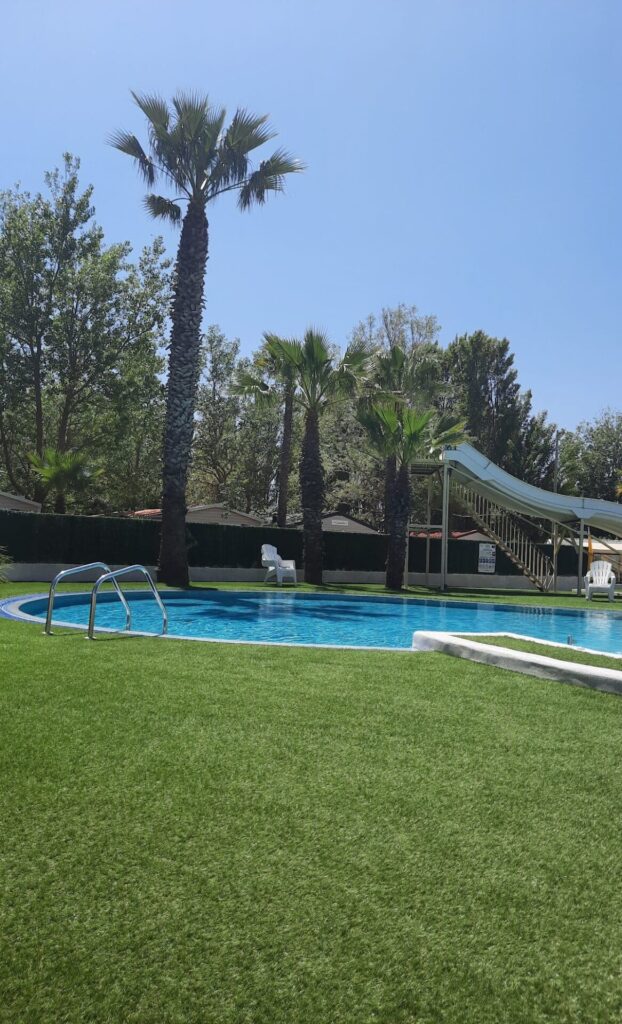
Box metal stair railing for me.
[455,484,555,592]
[88,565,167,640]
[45,562,131,635]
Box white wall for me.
[5,563,576,591]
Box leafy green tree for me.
[234,333,299,525]
[28,449,103,513]
[560,411,622,501]
[350,303,441,353]
[267,331,368,584]
[444,331,522,466]
[112,92,303,587]
[320,398,383,525]
[507,394,557,489]
[191,327,241,503]
[100,343,166,512]
[231,390,281,515]
[0,156,170,507]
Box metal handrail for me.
[45,562,131,635]
[88,565,167,640]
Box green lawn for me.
[4,576,615,610]
[467,634,622,673]
[3,582,622,1022]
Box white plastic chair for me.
[261,544,297,585]
[584,560,616,601]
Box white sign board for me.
[478,542,496,574]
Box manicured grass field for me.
[3,581,622,1022]
[470,634,622,672]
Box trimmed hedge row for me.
[0,508,579,576]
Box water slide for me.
[441,443,622,537]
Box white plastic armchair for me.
[584,560,616,601]
[261,544,297,585]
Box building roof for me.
[0,490,42,513]
[131,503,265,524]
[408,528,490,541]
[288,511,379,533]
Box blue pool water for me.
[11,590,622,653]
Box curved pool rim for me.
[2,588,622,658]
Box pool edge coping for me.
[3,591,622,676]
[411,630,622,695]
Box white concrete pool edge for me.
[4,592,622,691]
[412,630,622,695]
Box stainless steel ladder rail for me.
[88,565,167,640]
[45,562,131,635]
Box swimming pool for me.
[5,589,622,654]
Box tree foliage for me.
[0,156,170,511]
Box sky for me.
[1,0,620,430]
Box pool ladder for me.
[45,563,168,639]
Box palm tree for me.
[28,449,103,513]
[358,405,466,590]
[364,343,448,531]
[267,331,369,584]
[111,93,303,586]
[235,334,297,527]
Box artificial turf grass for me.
[466,634,622,672]
[3,576,620,611]
[3,617,622,1022]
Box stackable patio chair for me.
[261,544,297,585]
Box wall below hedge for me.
[0,509,579,576]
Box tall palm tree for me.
[235,333,297,527]
[28,449,103,513]
[267,331,368,584]
[111,93,303,586]
[358,405,466,590]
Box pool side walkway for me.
[412,630,622,696]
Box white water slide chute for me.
[438,444,622,592]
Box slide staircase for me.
[455,483,555,592]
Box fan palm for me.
[364,344,447,530]
[358,405,466,590]
[28,449,103,514]
[111,92,303,586]
[234,333,298,527]
[267,331,369,584]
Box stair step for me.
[456,483,554,593]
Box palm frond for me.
[231,368,275,406]
[237,148,304,209]
[426,414,468,456]
[108,130,156,185]
[265,336,304,370]
[143,194,182,224]
[131,91,170,132]
[356,403,400,458]
[224,109,276,153]
[172,92,212,133]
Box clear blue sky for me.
[2,0,620,429]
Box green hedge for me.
[0,509,579,576]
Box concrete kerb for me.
[412,630,622,696]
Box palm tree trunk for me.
[54,491,66,515]
[383,454,396,532]
[300,407,324,585]
[276,381,294,527]
[386,462,410,590]
[158,200,208,587]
